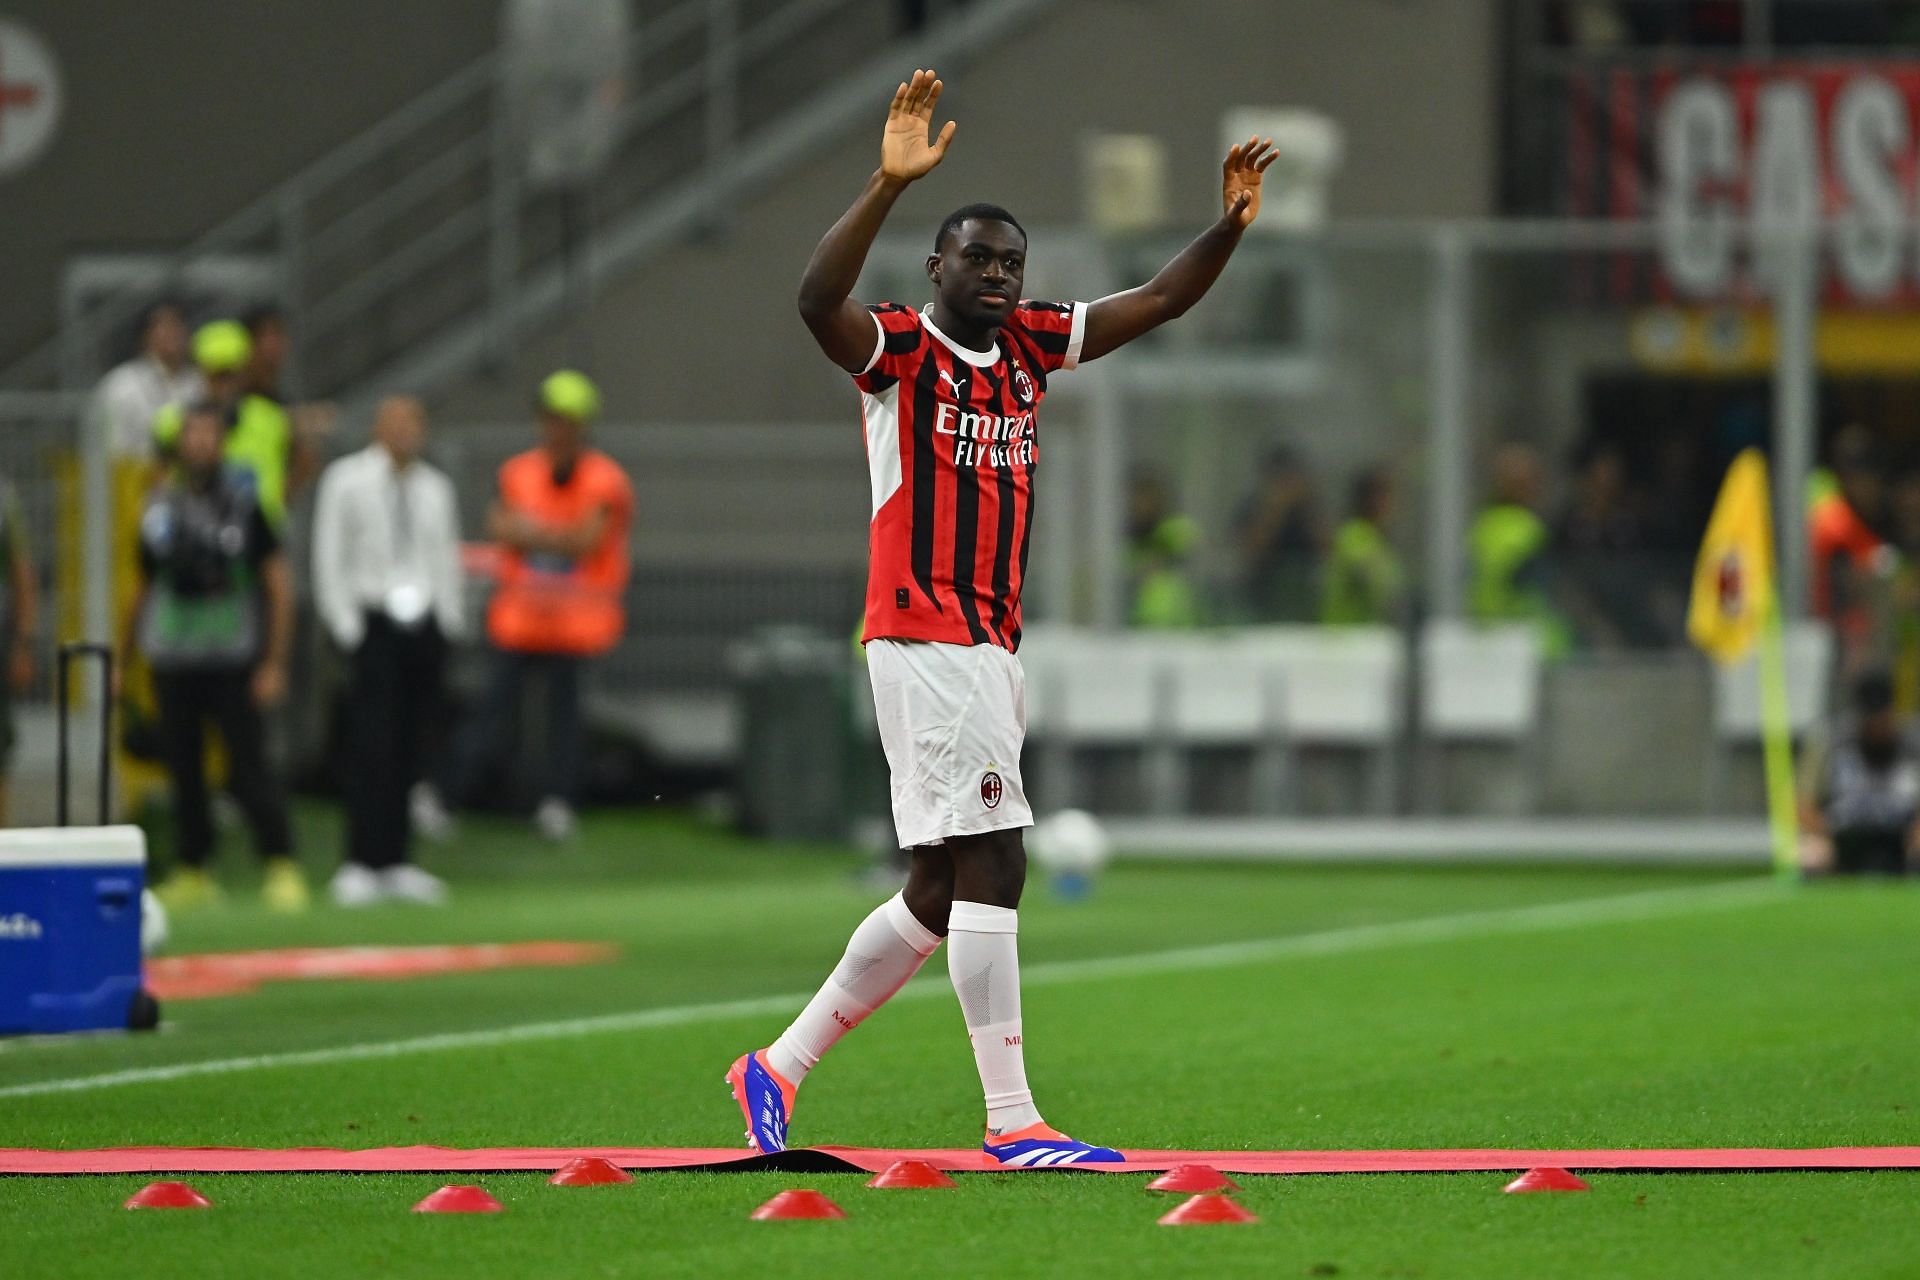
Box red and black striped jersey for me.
[854,300,1085,651]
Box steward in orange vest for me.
[486,372,635,656]
[426,370,634,843]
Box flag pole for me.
[1755,586,1800,881]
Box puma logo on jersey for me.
[937,368,963,396]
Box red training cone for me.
[866,1159,957,1189]
[124,1181,212,1210]
[412,1185,505,1213]
[1158,1193,1259,1225]
[549,1157,633,1186]
[1503,1168,1591,1194]
[1147,1164,1239,1194]
[751,1189,847,1220]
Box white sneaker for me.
[533,797,577,843]
[329,861,385,908]
[379,863,448,906]
[410,784,455,843]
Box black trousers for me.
[441,648,583,808]
[344,614,447,870]
[153,666,293,868]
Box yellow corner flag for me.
[1687,449,1774,662]
[1688,448,1798,880]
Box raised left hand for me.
[1222,136,1277,231]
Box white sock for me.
[766,893,942,1085]
[948,900,1044,1134]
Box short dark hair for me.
[1854,670,1895,715]
[935,203,1026,252]
[140,297,187,333]
[241,303,285,335]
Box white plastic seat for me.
[1234,625,1403,811]
[1419,621,1542,742]
[1237,625,1403,745]
[1160,635,1287,813]
[1056,633,1162,744]
[1711,620,1833,741]
[1417,620,1544,813]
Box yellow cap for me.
[192,320,253,374]
[539,370,601,422]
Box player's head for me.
[1490,442,1543,510]
[192,320,252,405]
[176,400,227,480]
[1853,669,1898,763]
[141,299,190,368]
[374,395,428,468]
[536,369,600,465]
[243,303,289,380]
[1351,465,1394,524]
[1831,422,1884,515]
[927,203,1027,328]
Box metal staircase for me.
[2,0,1059,407]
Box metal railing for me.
[2,0,1056,409]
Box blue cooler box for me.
[0,826,146,1036]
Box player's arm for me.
[254,543,294,709]
[798,68,957,372]
[490,499,610,558]
[1080,138,1276,364]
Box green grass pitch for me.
[1,807,1915,1278]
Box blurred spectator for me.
[129,403,300,913]
[1555,440,1669,649]
[1798,671,1918,877]
[241,304,291,402]
[1234,446,1324,622]
[0,476,36,826]
[1468,443,1570,656]
[1885,471,1920,712]
[897,0,971,34]
[1321,465,1404,626]
[88,300,201,462]
[421,371,633,842]
[311,397,464,907]
[1809,424,1892,673]
[154,322,296,527]
[243,303,332,501]
[1127,471,1204,629]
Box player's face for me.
[927,219,1026,328]
[178,413,225,476]
[540,411,586,463]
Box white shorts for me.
[866,638,1033,849]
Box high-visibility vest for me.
[486,448,634,656]
[1322,517,1404,625]
[154,395,292,526]
[1468,503,1571,657]
[1807,491,1883,623]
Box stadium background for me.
[2,4,1918,1278]
[3,0,1882,842]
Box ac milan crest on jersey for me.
[854,300,1086,651]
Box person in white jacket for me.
[311,396,465,906]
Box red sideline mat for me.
[146,943,619,1001]
[5,1145,1917,1176]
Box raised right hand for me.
[881,69,956,183]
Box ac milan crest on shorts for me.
[866,638,1032,848]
